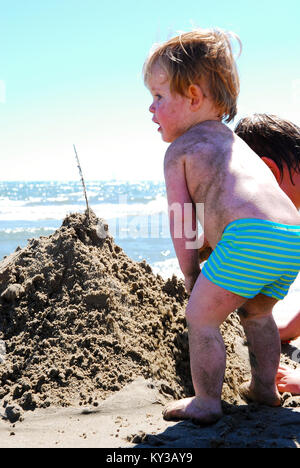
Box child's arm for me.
[164,150,200,293]
[277,309,300,342]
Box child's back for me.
[165,120,300,249]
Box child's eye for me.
[155,94,162,100]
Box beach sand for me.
[0,211,299,448]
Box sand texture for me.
[0,211,300,448]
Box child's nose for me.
[149,102,155,113]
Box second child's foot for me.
[276,365,300,395]
[239,381,281,407]
[162,397,222,424]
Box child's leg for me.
[163,274,247,423]
[237,294,281,406]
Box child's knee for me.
[237,306,251,322]
[185,302,205,327]
[237,294,277,322]
[237,305,265,322]
[185,302,220,328]
[237,306,259,329]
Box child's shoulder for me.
[165,121,232,166]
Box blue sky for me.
[0,0,299,181]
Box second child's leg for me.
[238,294,281,406]
[163,274,246,423]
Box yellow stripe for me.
[234,250,300,264]
[208,269,264,287]
[210,254,275,281]
[261,289,284,299]
[234,241,300,252]
[214,248,282,275]
[208,262,264,287]
[211,251,296,283]
[223,229,300,239]
[216,245,298,271]
[278,276,295,283]
[271,283,286,292]
[227,222,300,231]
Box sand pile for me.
[0,210,278,418]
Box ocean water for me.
[1,181,299,298]
[0,180,182,279]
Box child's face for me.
[147,64,192,143]
[261,157,300,209]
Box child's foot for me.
[162,396,222,424]
[239,381,281,407]
[276,365,300,395]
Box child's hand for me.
[198,234,212,263]
[185,272,200,295]
[198,245,213,262]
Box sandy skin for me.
[162,396,222,424]
[239,382,281,407]
[163,380,281,424]
[162,288,283,424]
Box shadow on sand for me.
[133,402,300,448]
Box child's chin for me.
[161,134,172,143]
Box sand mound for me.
[0,211,296,419]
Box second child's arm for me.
[164,149,200,293]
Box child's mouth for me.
[152,118,161,132]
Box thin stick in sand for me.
[73,144,90,222]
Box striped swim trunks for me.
[202,218,300,300]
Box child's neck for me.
[191,101,221,127]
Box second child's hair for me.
[143,28,241,123]
[235,114,300,184]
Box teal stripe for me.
[234,241,300,253]
[212,250,276,281]
[222,230,299,241]
[208,258,267,286]
[202,269,254,296]
[203,218,300,300]
[263,284,286,296]
[226,219,300,231]
[215,246,280,274]
[223,229,300,240]
[217,244,299,271]
[227,236,300,246]
[233,250,300,264]
[261,289,284,300]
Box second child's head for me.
[235,114,300,208]
[144,28,241,142]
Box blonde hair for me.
[143,28,241,123]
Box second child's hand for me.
[198,245,213,263]
[184,243,212,294]
[185,272,201,295]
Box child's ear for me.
[187,84,204,110]
[261,157,281,183]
